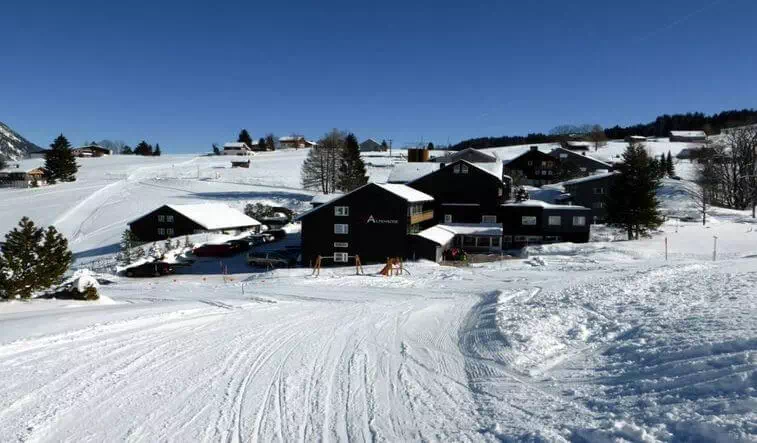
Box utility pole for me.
[713,235,718,262]
[388,139,393,158]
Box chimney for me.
[530,146,538,151]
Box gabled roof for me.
[310,193,343,205]
[224,142,250,149]
[549,147,612,168]
[130,204,261,229]
[670,130,706,137]
[415,225,455,245]
[502,199,589,210]
[387,162,440,183]
[560,171,618,186]
[502,147,554,165]
[407,159,504,184]
[296,183,433,220]
[432,147,498,163]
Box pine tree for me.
[118,229,137,265]
[134,141,153,156]
[265,134,276,151]
[238,129,253,147]
[121,145,133,155]
[427,142,434,150]
[605,143,664,240]
[44,134,78,182]
[184,235,194,249]
[666,151,675,177]
[212,144,221,155]
[257,137,266,151]
[380,140,389,152]
[154,144,161,156]
[164,238,174,251]
[0,217,71,299]
[337,133,368,192]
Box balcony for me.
[409,210,434,225]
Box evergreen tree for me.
[0,217,72,299]
[265,134,276,151]
[257,137,266,150]
[337,133,368,192]
[121,145,133,155]
[427,142,435,150]
[238,129,253,147]
[44,134,78,182]
[666,151,675,177]
[514,187,529,202]
[154,144,161,156]
[117,229,138,265]
[212,144,221,155]
[605,143,664,240]
[134,141,153,156]
[380,140,389,152]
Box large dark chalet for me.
[562,172,618,224]
[129,203,262,242]
[549,147,613,175]
[503,146,561,186]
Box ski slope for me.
[0,148,755,441]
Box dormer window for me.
[461,164,469,174]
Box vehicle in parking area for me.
[246,251,297,268]
[192,241,247,257]
[247,232,275,245]
[124,262,175,277]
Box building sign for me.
[366,215,398,224]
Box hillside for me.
[0,121,43,160]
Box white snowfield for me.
[0,145,756,441]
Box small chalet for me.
[411,223,504,262]
[409,159,509,224]
[71,144,112,157]
[431,147,498,164]
[128,203,261,241]
[500,200,590,248]
[223,142,254,156]
[561,172,619,224]
[0,162,47,188]
[669,131,707,143]
[563,141,591,152]
[231,159,251,168]
[549,147,613,175]
[279,136,315,149]
[503,146,561,186]
[624,135,647,143]
[297,183,435,265]
[359,139,384,152]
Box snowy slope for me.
[0,121,43,160]
[0,147,755,441]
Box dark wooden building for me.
[409,160,508,224]
[128,203,261,242]
[297,183,435,265]
[500,200,591,248]
[431,147,498,164]
[561,172,618,224]
[503,146,561,186]
[549,147,612,175]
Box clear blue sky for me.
[2,0,756,152]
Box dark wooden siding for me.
[503,148,561,186]
[563,175,617,223]
[129,206,206,242]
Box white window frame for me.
[166,215,174,223]
[334,224,349,234]
[593,187,605,195]
[334,206,349,216]
[334,242,349,248]
[482,215,497,223]
[580,167,587,172]
[461,164,469,174]
[453,164,461,174]
[157,215,166,222]
[573,216,586,226]
[166,228,174,236]
[514,235,527,242]
[521,216,537,226]
[444,214,452,223]
[560,153,568,158]
[333,252,348,263]
[527,160,533,166]
[592,202,605,209]
[548,215,561,226]
[157,228,166,236]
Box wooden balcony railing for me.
[409,210,434,225]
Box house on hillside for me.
[549,147,613,175]
[128,203,261,242]
[409,159,509,224]
[279,136,315,149]
[297,183,435,265]
[561,172,619,224]
[27,149,52,159]
[669,131,707,143]
[0,163,47,188]
[431,147,498,164]
[500,200,590,248]
[624,135,647,143]
[359,138,384,152]
[71,144,112,157]
[563,141,591,152]
[223,142,254,156]
[503,146,561,186]
[231,159,250,168]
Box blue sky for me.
[2,0,755,152]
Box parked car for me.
[246,251,297,268]
[226,239,251,252]
[192,240,247,257]
[124,262,175,277]
[247,233,275,245]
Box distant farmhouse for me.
[624,135,647,143]
[0,161,47,188]
[669,130,707,143]
[223,142,254,156]
[129,203,261,241]
[563,141,591,152]
[280,136,316,149]
[431,147,499,165]
[71,143,112,157]
[359,138,384,152]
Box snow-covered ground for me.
[1,147,755,441]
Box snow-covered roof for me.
[310,193,343,205]
[0,158,45,173]
[375,183,434,202]
[560,171,618,186]
[223,142,249,149]
[566,141,591,147]
[670,130,706,137]
[415,225,456,245]
[438,223,503,236]
[550,147,613,167]
[387,163,440,183]
[502,200,589,210]
[131,203,261,229]
[279,136,303,142]
[403,160,504,184]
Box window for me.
[444,214,452,223]
[514,235,527,242]
[548,215,561,226]
[333,252,348,262]
[544,235,560,242]
[593,187,605,195]
[580,167,587,172]
[157,228,166,236]
[541,161,547,167]
[334,242,348,248]
[521,216,537,226]
[573,216,586,226]
[166,215,174,223]
[592,202,605,209]
[527,160,533,166]
[408,203,423,216]
[463,236,476,247]
[560,153,568,158]
[498,188,503,197]
[407,224,420,234]
[166,228,174,236]
[482,215,497,223]
[157,215,166,222]
[461,164,469,174]
[334,206,349,216]
[453,164,461,174]
[334,224,349,234]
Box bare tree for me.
[704,127,757,212]
[588,125,608,151]
[301,129,344,194]
[691,160,719,226]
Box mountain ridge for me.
[0,121,43,160]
